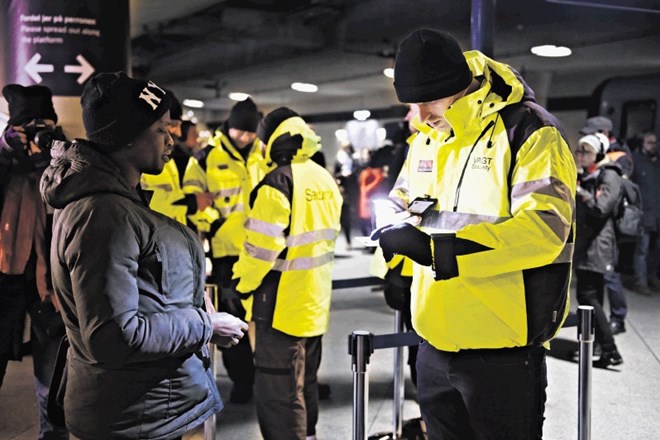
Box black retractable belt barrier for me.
[333,276,385,290]
[204,284,219,440]
[340,277,593,440]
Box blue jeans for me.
[416,342,547,440]
[32,331,69,440]
[604,271,626,323]
[34,376,68,439]
[634,229,660,286]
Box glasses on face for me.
[576,149,594,155]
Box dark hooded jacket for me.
[40,140,221,440]
[574,162,623,273]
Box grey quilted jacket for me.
[40,140,222,440]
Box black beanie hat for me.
[81,72,170,150]
[393,28,472,103]
[228,97,260,132]
[166,89,183,121]
[256,107,299,144]
[2,84,58,126]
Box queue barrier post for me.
[392,311,405,438]
[339,276,594,439]
[349,331,374,440]
[204,284,219,440]
[577,305,595,440]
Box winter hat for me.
[256,107,299,144]
[166,89,183,121]
[579,133,610,155]
[2,84,58,126]
[228,97,260,132]
[580,116,613,135]
[393,28,472,103]
[180,120,196,142]
[81,72,170,150]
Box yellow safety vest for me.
[390,51,577,351]
[183,132,269,257]
[233,117,342,337]
[141,160,188,224]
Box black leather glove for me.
[378,222,432,266]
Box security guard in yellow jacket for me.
[375,29,577,440]
[183,97,267,403]
[140,94,214,227]
[232,108,342,440]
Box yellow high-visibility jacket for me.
[390,51,577,352]
[141,159,188,224]
[233,117,342,337]
[183,131,269,257]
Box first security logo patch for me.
[417,160,433,172]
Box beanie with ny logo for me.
[81,71,171,152]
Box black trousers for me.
[210,256,255,391]
[576,269,616,352]
[417,342,547,440]
[254,322,322,440]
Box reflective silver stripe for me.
[536,210,569,241]
[273,251,335,271]
[552,242,574,264]
[421,210,507,231]
[215,186,241,198]
[244,242,280,262]
[183,179,205,190]
[218,204,243,217]
[511,177,574,207]
[151,183,173,191]
[245,218,285,237]
[286,229,338,246]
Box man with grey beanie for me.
[375,29,576,439]
[40,72,247,440]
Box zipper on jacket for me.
[453,120,496,212]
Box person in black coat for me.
[573,133,624,368]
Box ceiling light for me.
[530,45,572,57]
[228,92,250,101]
[291,82,318,93]
[183,99,205,108]
[353,110,371,121]
[383,68,394,79]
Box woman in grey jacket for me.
[574,133,624,368]
[40,72,247,440]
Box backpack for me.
[615,178,644,241]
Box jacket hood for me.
[265,116,321,163]
[596,157,623,175]
[40,139,142,209]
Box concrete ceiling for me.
[129,0,660,119]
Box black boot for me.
[593,348,623,368]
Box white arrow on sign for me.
[64,55,95,84]
[24,53,54,84]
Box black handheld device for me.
[408,196,437,215]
